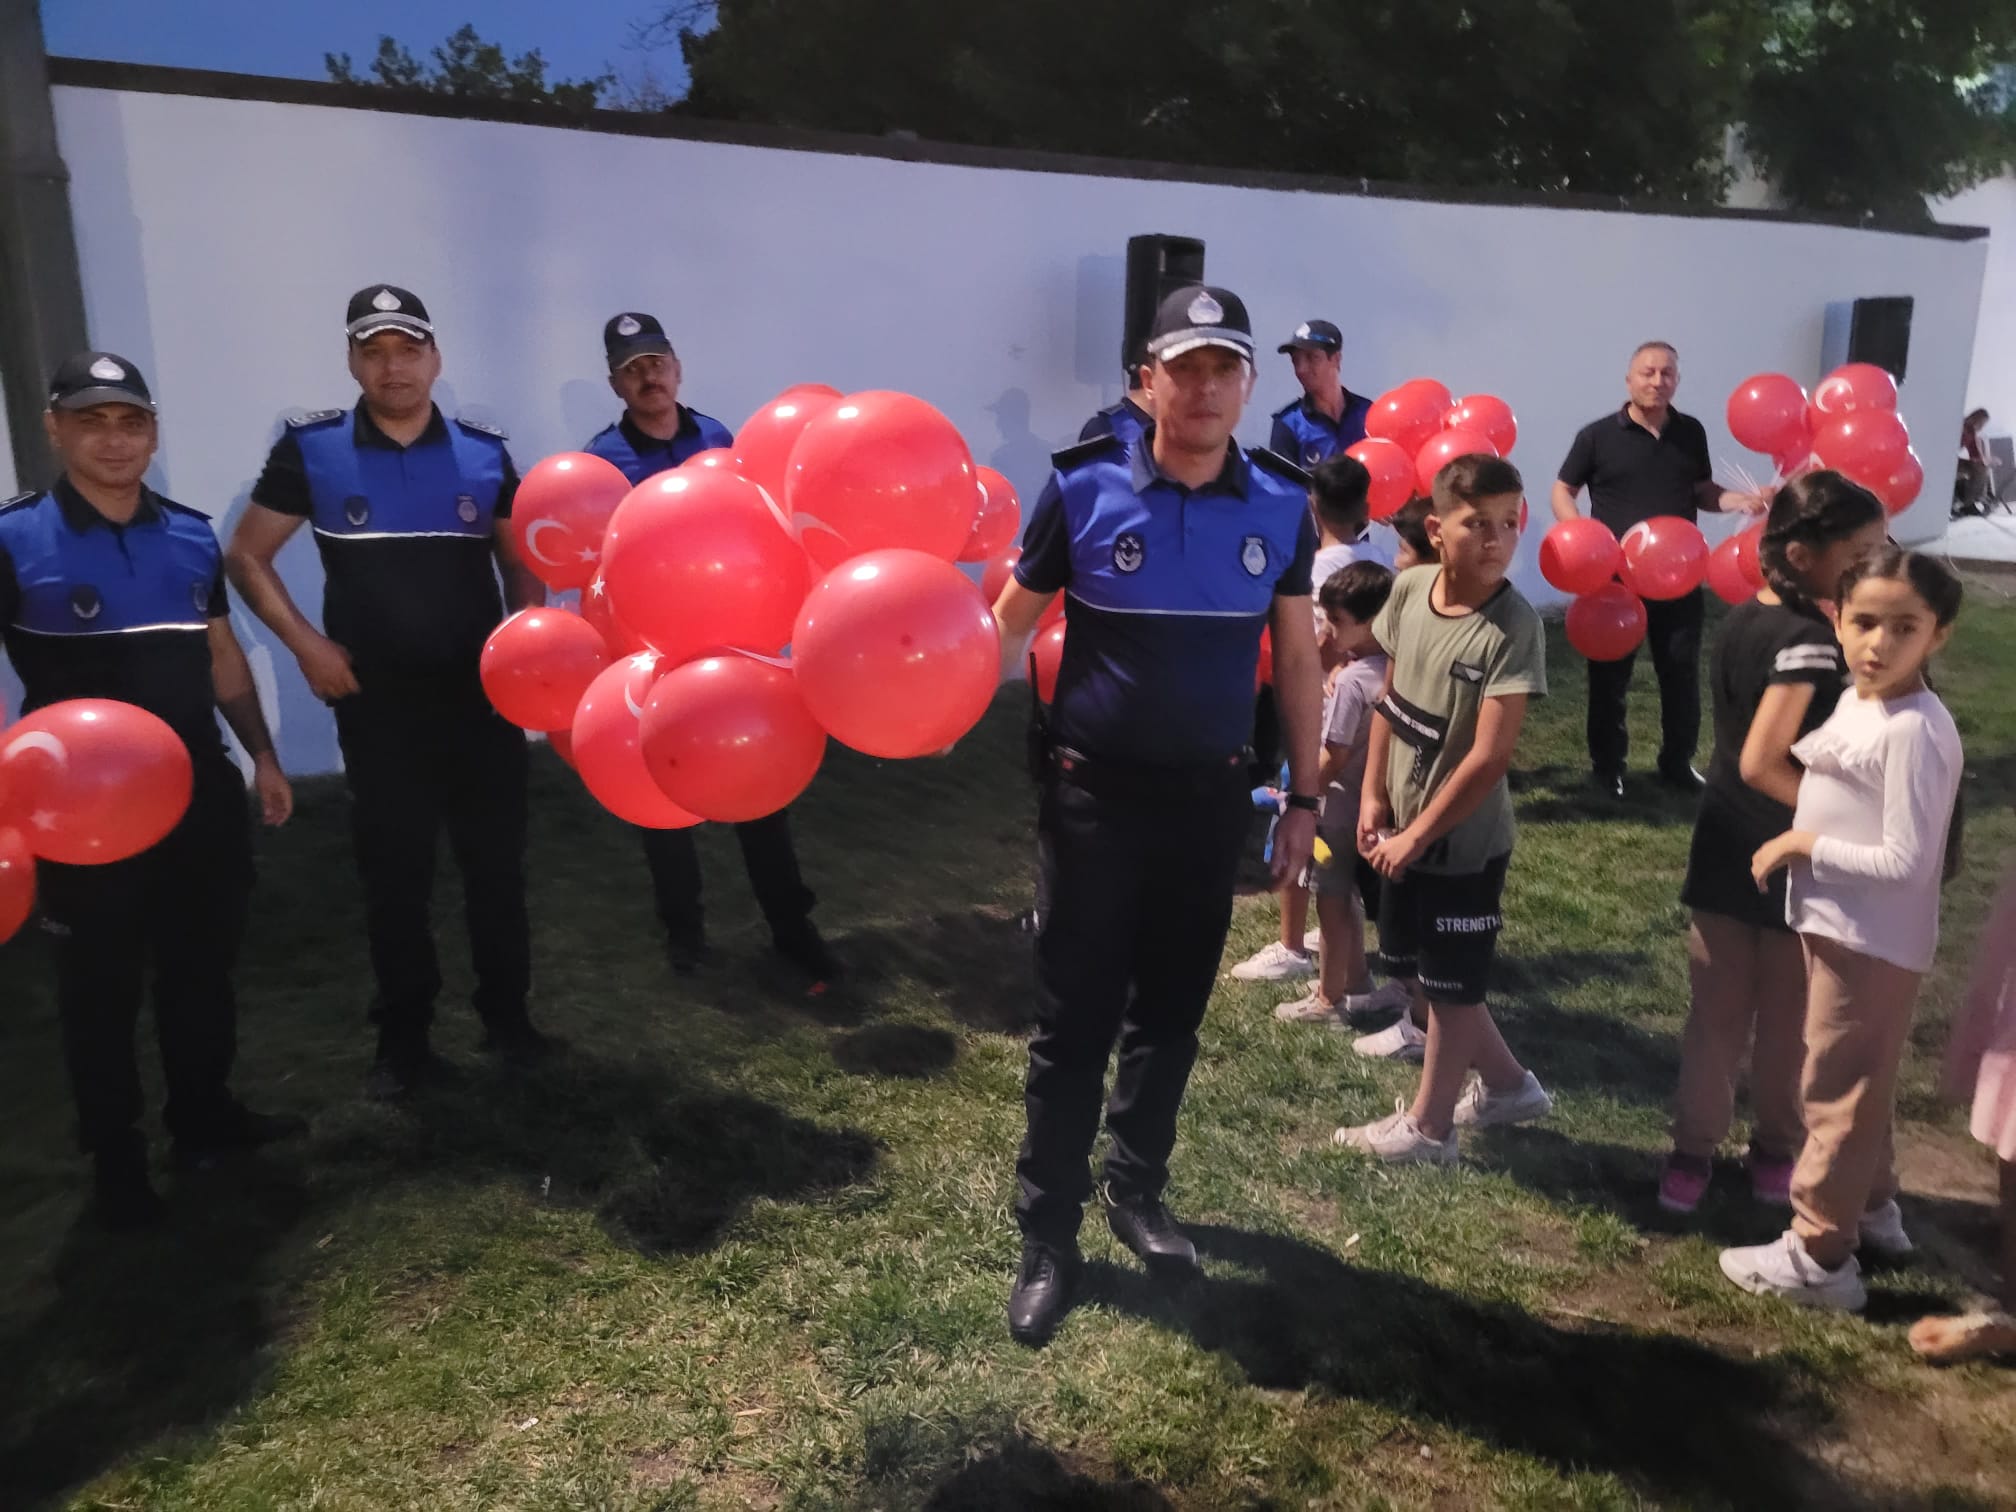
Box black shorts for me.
[1378,854,1510,1006]
[1680,799,1791,933]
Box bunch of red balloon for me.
[1727,363,1920,514]
[482,386,1010,830]
[1538,510,1754,662]
[0,699,195,944]
[1347,379,1521,522]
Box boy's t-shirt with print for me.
[1320,651,1386,838]
[1371,565,1547,875]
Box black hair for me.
[1309,455,1371,536]
[1965,407,1989,429]
[1431,454,1523,513]
[1318,559,1394,624]
[1390,497,1434,562]
[1757,469,1885,606]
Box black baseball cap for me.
[48,351,156,413]
[1278,319,1343,355]
[604,312,675,371]
[1145,285,1254,363]
[345,285,434,343]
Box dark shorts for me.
[1680,802,1791,933]
[1378,853,1510,1006]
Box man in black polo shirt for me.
[1552,341,1767,798]
[227,286,555,1098]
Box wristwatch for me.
[1284,793,1321,814]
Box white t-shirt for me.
[1310,533,1397,629]
[1786,685,1963,973]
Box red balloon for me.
[680,448,738,473]
[1519,497,1530,534]
[1400,377,1454,413]
[793,549,1001,759]
[1365,384,1448,459]
[1346,438,1414,521]
[1444,394,1518,455]
[1028,621,1067,703]
[570,655,700,829]
[735,388,841,502]
[1706,535,1754,605]
[1566,584,1649,662]
[1620,516,1710,600]
[0,826,32,943]
[601,468,810,665]
[1773,437,1815,480]
[1813,409,1912,492]
[1539,517,1623,596]
[513,452,632,591]
[640,655,826,823]
[1810,362,1899,429]
[1256,626,1273,691]
[979,547,1062,626]
[959,467,1022,562]
[1726,374,1810,458]
[547,728,575,769]
[1734,523,1765,590]
[480,607,612,732]
[1870,447,1924,515]
[1415,428,1499,494]
[580,572,645,658]
[0,700,193,865]
[780,382,843,402]
[785,391,979,571]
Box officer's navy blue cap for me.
[1145,285,1254,363]
[345,285,434,344]
[48,350,156,413]
[1278,318,1343,355]
[604,312,675,371]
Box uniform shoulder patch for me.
[284,408,344,429]
[455,415,508,439]
[1270,398,1300,419]
[0,489,37,513]
[154,495,211,523]
[1050,433,1123,471]
[1249,447,1313,488]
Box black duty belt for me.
[1047,744,1247,801]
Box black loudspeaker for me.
[1122,234,1206,380]
[1823,296,1913,385]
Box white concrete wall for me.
[29,84,1992,772]
[1939,174,2015,435]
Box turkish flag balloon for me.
[1870,447,1924,515]
[1346,438,1414,521]
[960,467,1022,562]
[570,655,700,830]
[735,388,841,501]
[1444,394,1517,455]
[1706,535,1754,605]
[1735,522,1766,590]
[640,655,826,823]
[1566,584,1649,662]
[1366,384,1447,459]
[1539,517,1623,597]
[1810,362,1899,429]
[580,572,646,658]
[794,549,1001,759]
[1726,374,1810,458]
[1028,621,1067,702]
[1620,516,1710,600]
[0,827,32,943]
[1415,428,1499,495]
[513,452,632,591]
[785,391,979,571]
[601,468,809,666]
[1813,409,1912,491]
[680,448,738,473]
[0,700,192,865]
[480,607,612,732]
[978,547,1062,626]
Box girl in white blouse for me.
[1721,545,1965,1311]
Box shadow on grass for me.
[1512,763,1702,828]
[840,908,1039,1036]
[1487,989,1679,1108]
[1479,1127,1791,1246]
[1090,1223,1990,1510]
[831,1023,960,1079]
[918,1434,1174,1510]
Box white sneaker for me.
[1452,1070,1554,1129]
[1273,987,1344,1027]
[1230,941,1315,982]
[1333,1100,1458,1166]
[1719,1230,1867,1311]
[1303,928,1323,954]
[1858,1200,1915,1259]
[1338,979,1414,1024]
[1352,1015,1426,1063]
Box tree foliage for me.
[325,23,613,111]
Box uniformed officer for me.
[0,352,302,1227]
[580,312,835,981]
[992,285,1324,1345]
[1078,370,1153,448]
[1268,318,1372,468]
[226,286,554,1098]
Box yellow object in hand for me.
[1312,836,1333,866]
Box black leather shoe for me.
[773,921,840,983]
[1590,770,1626,800]
[92,1139,165,1231]
[366,1041,462,1101]
[1657,763,1706,793]
[1007,1239,1081,1346]
[173,1105,308,1166]
[666,931,710,976]
[481,1019,565,1067]
[1103,1189,1201,1278]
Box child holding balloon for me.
[1722,546,1964,1310]
[1661,472,1888,1215]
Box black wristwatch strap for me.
[1285,793,1321,814]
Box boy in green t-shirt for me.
[1334,454,1554,1165]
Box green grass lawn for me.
[4,587,2015,1511]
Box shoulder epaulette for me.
[155,495,210,522]
[285,408,344,429]
[0,489,38,512]
[455,415,508,439]
[1249,447,1313,487]
[1050,432,1123,470]
[1270,398,1300,419]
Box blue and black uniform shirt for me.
[1268,390,1372,468]
[1015,427,1316,767]
[582,407,736,487]
[1078,395,1152,449]
[0,478,227,753]
[252,404,517,683]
